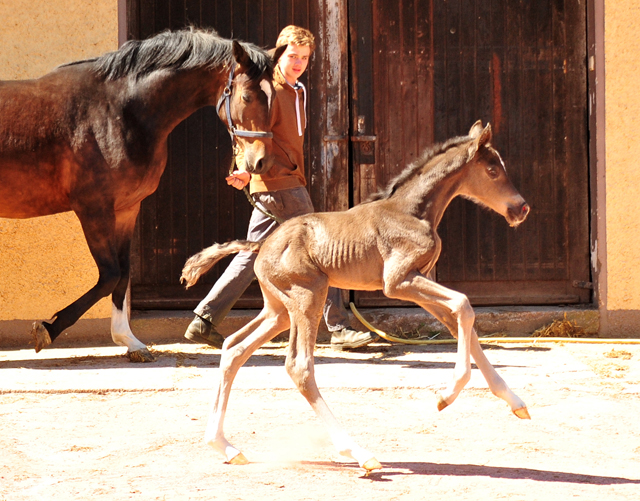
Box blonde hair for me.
[276,25,316,53]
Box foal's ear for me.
[468,120,484,138]
[467,123,493,159]
[478,123,492,146]
[232,40,252,68]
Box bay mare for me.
[0,28,285,362]
[181,121,532,470]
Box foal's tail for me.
[181,240,263,288]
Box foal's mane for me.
[365,135,472,203]
[66,28,273,81]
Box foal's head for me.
[459,121,530,227]
[220,43,287,175]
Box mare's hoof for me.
[32,322,52,353]
[227,452,249,465]
[436,394,449,411]
[126,348,155,363]
[361,457,382,472]
[513,406,531,420]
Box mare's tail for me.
[181,240,263,288]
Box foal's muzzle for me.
[507,202,530,227]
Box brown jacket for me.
[237,65,307,194]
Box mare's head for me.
[459,121,530,227]
[220,42,287,174]
[92,28,286,175]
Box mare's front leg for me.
[109,204,154,362]
[383,268,474,409]
[32,204,151,362]
[284,284,382,472]
[205,294,291,464]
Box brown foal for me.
[182,121,531,470]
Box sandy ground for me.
[1,340,639,500]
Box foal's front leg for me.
[384,270,474,408]
[418,297,529,418]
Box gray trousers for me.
[194,186,350,332]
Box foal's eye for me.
[241,93,253,103]
[486,165,499,179]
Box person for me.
[185,25,377,351]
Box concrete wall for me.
[603,0,640,335]
[0,0,118,322]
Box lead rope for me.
[227,153,284,224]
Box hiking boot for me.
[330,328,378,351]
[184,315,225,348]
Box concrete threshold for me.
[1,305,601,350]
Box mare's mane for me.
[62,28,273,81]
[365,135,472,203]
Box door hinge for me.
[573,280,593,290]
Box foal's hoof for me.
[126,348,155,363]
[513,406,531,420]
[436,394,449,412]
[361,457,382,472]
[227,452,249,465]
[31,322,52,353]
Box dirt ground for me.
[1,339,640,500]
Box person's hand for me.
[225,170,251,190]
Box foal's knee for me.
[451,293,474,328]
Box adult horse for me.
[0,28,285,362]
[182,121,531,471]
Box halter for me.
[215,61,283,225]
[215,62,273,142]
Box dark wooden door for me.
[126,0,321,309]
[350,0,591,307]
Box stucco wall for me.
[0,1,118,321]
[604,0,640,331]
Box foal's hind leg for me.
[284,284,381,471]
[205,293,290,464]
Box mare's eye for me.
[241,93,253,103]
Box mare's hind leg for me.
[420,302,529,418]
[205,290,291,464]
[284,282,381,471]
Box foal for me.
[182,121,531,471]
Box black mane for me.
[365,135,473,202]
[80,28,273,81]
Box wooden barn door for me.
[350,0,591,307]
[126,0,321,309]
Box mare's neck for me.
[125,67,226,138]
